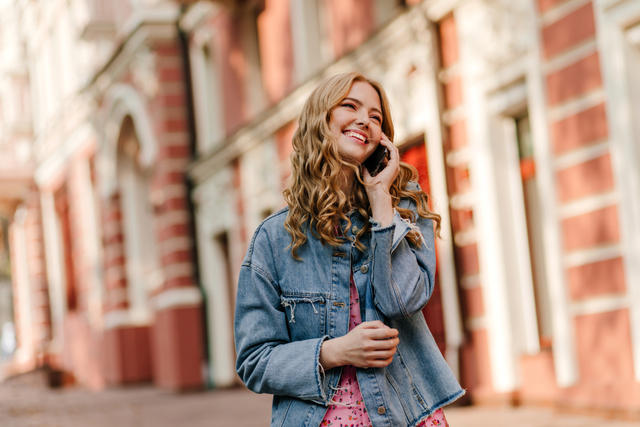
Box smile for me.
[343,130,368,144]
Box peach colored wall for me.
[275,121,296,188]
[562,205,619,251]
[62,313,105,390]
[327,0,376,58]
[152,306,204,390]
[23,185,51,365]
[568,257,626,300]
[216,11,250,135]
[538,0,571,13]
[556,154,614,201]
[104,326,153,385]
[542,2,596,59]
[567,310,640,410]
[438,14,459,68]
[546,52,602,106]
[257,0,295,106]
[551,103,608,154]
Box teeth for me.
[344,131,366,142]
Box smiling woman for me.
[234,72,464,427]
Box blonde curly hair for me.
[283,72,441,259]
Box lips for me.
[342,129,368,144]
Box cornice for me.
[84,5,182,101]
[422,0,469,21]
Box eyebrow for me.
[343,97,383,116]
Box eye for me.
[341,103,356,110]
[371,115,382,123]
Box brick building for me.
[0,0,204,390]
[0,0,639,419]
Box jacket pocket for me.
[280,293,326,341]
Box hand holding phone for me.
[363,144,389,177]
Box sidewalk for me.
[0,377,637,427]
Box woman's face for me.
[328,81,383,165]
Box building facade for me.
[1,0,639,418]
[0,0,204,390]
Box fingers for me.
[357,320,388,329]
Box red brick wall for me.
[216,11,251,135]
[327,0,376,58]
[537,0,639,413]
[436,13,486,401]
[101,192,128,311]
[257,0,295,106]
[147,40,204,390]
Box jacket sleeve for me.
[234,258,329,404]
[369,188,437,320]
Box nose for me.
[355,109,370,127]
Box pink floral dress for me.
[320,273,448,427]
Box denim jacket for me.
[235,182,464,427]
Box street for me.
[0,375,637,427]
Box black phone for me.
[363,144,389,177]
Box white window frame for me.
[289,0,334,83]
[190,33,224,156]
[241,5,265,117]
[193,166,238,387]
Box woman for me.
[235,72,464,427]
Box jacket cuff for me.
[312,335,331,405]
[370,209,410,252]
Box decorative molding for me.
[154,287,202,311]
[558,191,618,219]
[445,147,472,167]
[179,2,217,32]
[454,228,477,246]
[563,244,622,268]
[570,294,629,317]
[546,89,606,122]
[85,6,181,100]
[542,39,598,74]
[449,190,476,211]
[457,0,532,74]
[130,47,159,99]
[626,22,640,47]
[423,0,468,22]
[104,309,152,330]
[98,83,159,199]
[460,274,481,289]
[539,0,594,25]
[553,141,610,170]
[34,123,96,189]
[465,316,486,331]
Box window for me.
[191,39,224,155]
[289,0,333,82]
[515,114,552,348]
[241,5,265,117]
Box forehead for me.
[345,81,381,110]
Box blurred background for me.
[0,0,639,423]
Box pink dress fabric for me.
[320,273,448,427]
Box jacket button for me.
[352,226,359,234]
[377,406,385,415]
[360,265,368,274]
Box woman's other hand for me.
[363,133,399,227]
[320,321,399,370]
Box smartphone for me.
[363,144,389,177]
